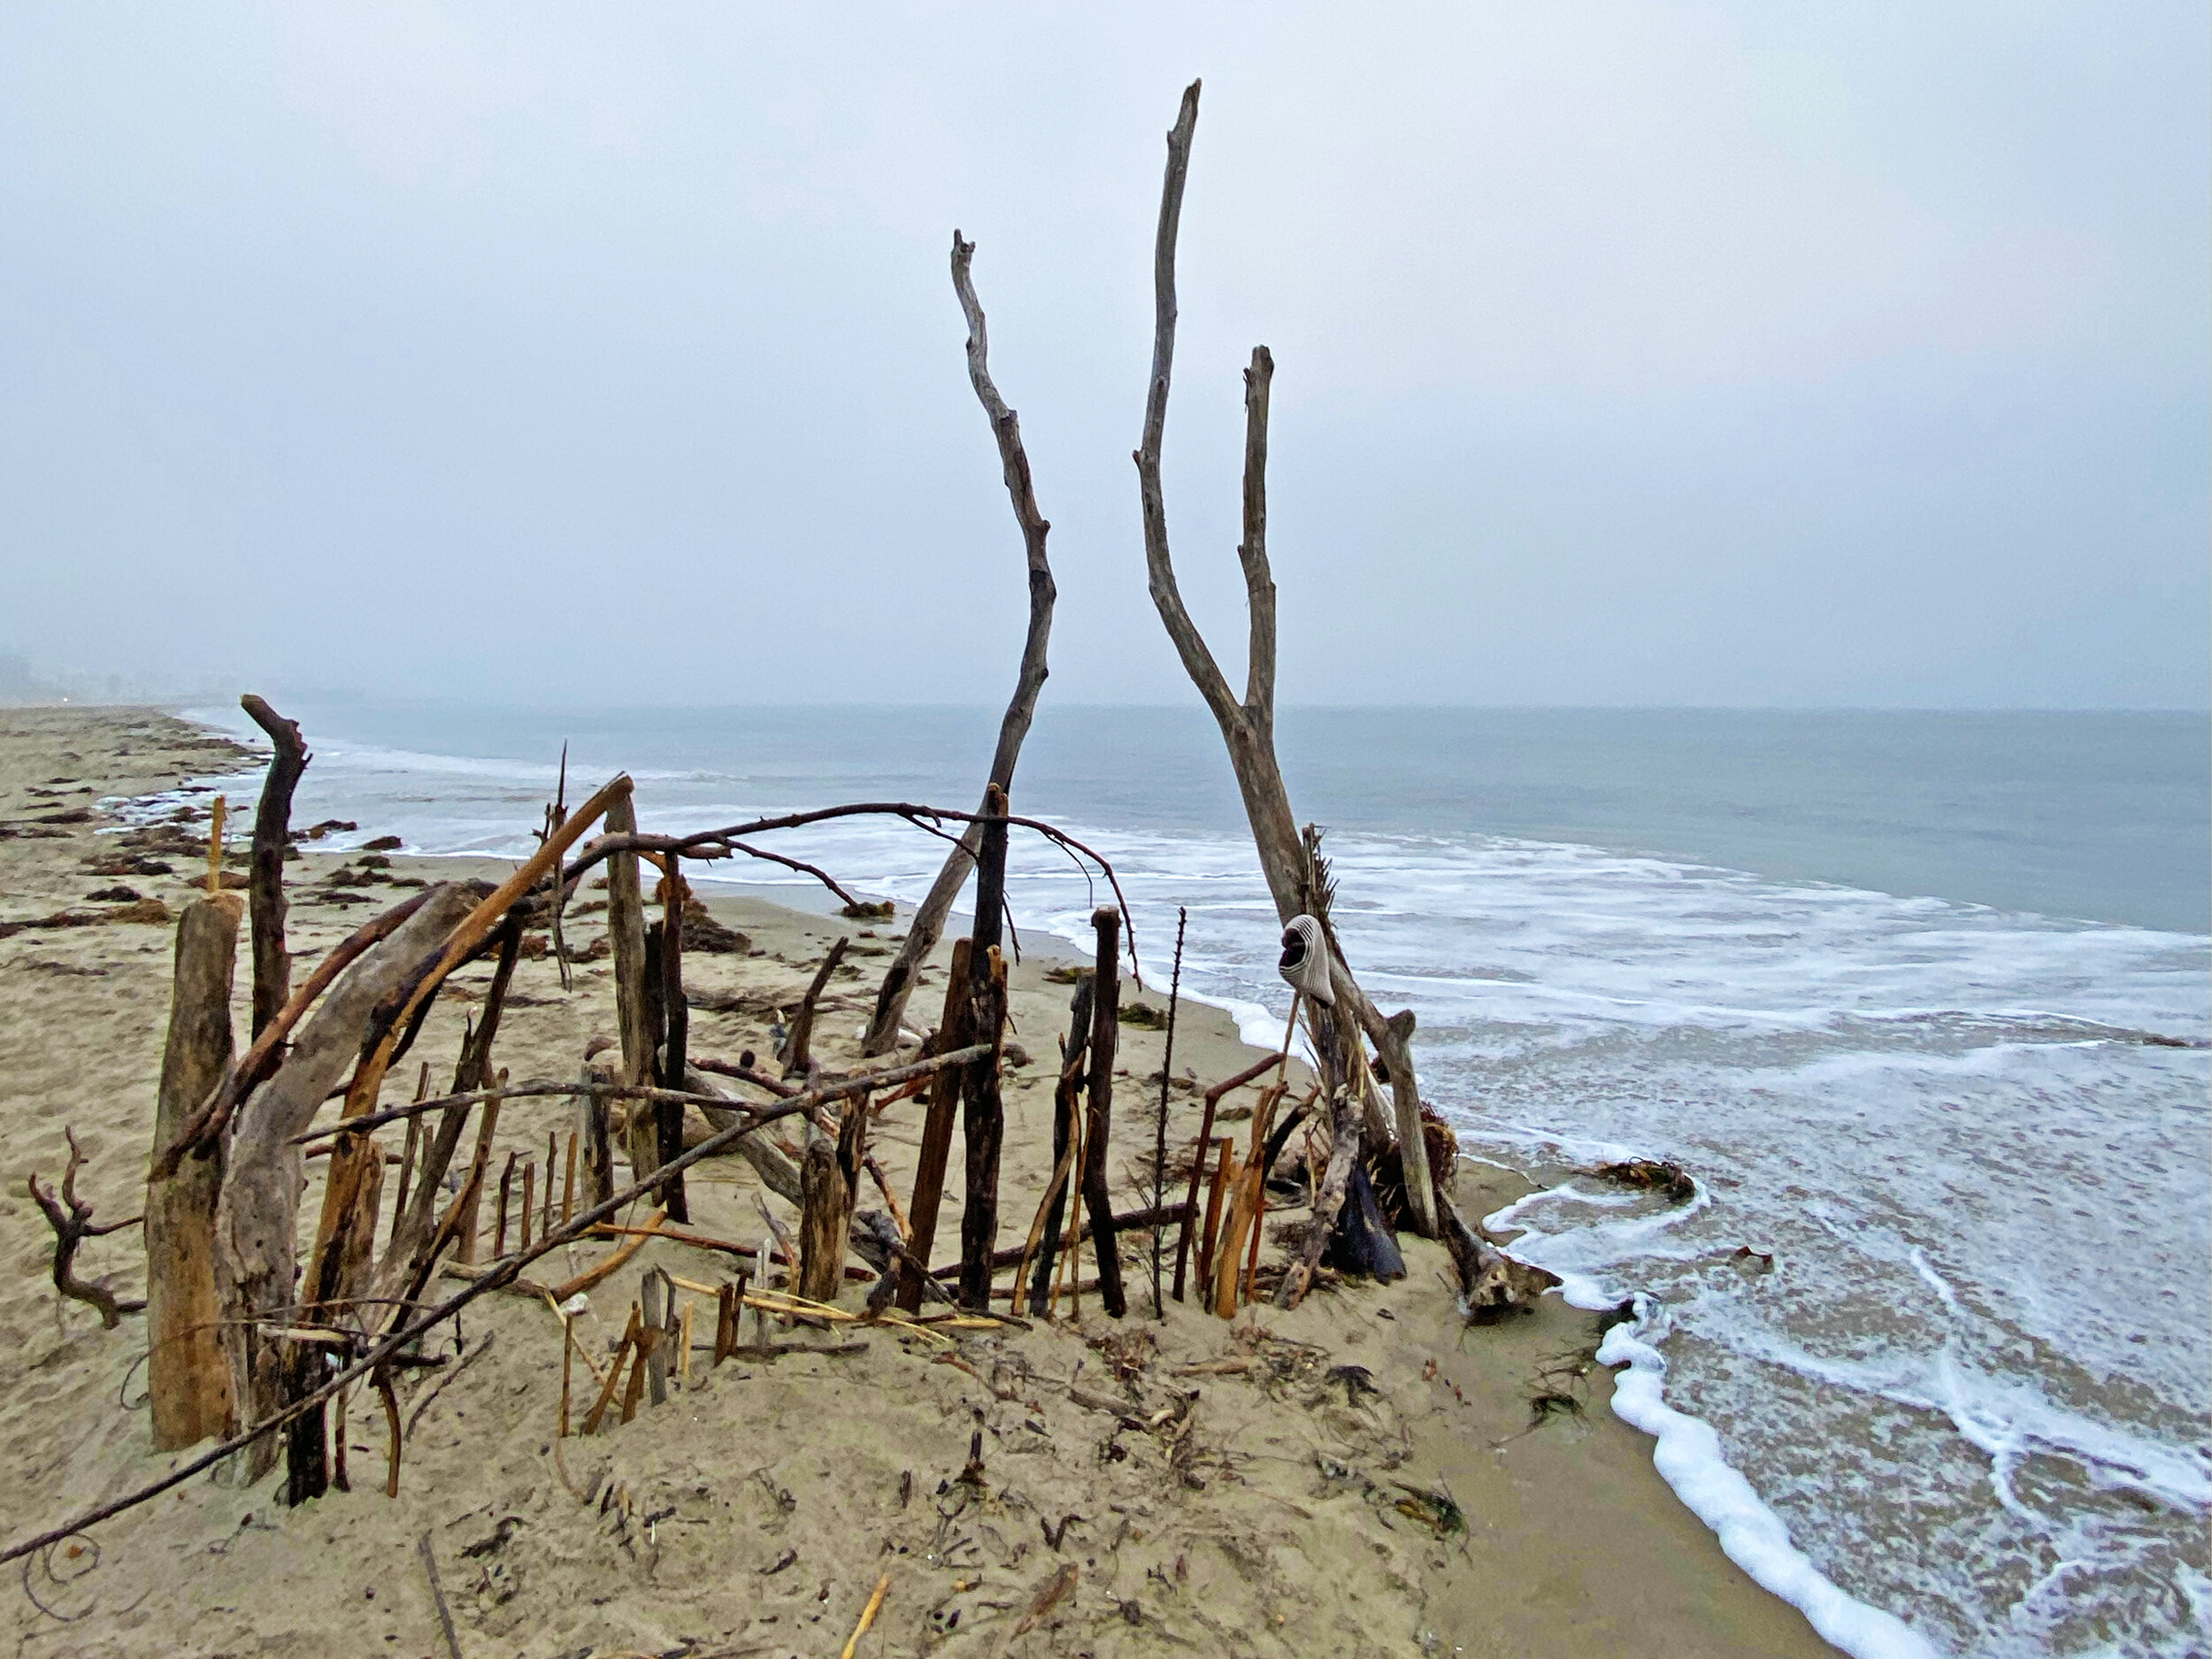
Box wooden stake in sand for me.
[654,856,691,1223]
[1025,973,1091,1316]
[1079,907,1125,1317]
[204,795,226,896]
[1150,907,1187,1317]
[956,786,1013,1311]
[896,937,975,1312]
[494,1151,518,1260]
[558,1312,575,1438]
[145,891,242,1448]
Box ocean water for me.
[180,701,2210,1658]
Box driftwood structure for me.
[4,97,1567,1568]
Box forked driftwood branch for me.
[1133,79,1435,1237]
[27,1130,143,1329]
[861,231,1060,1056]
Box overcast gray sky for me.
[3,4,2204,709]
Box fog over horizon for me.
[3,5,2205,712]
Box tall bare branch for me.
[861,232,1059,1055]
[1131,80,1438,1241]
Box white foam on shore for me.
[1597,1317,1944,1659]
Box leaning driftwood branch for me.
[1131,79,1435,1236]
[0,1040,995,1569]
[861,230,1060,1056]
[27,1130,143,1329]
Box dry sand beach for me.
[0,706,1834,1657]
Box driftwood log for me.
[144,891,242,1448]
[1133,79,1435,1238]
[862,234,1058,1056]
[153,887,437,1179]
[211,883,476,1471]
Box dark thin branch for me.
[722,841,860,908]
[558,803,1141,982]
[27,1131,144,1329]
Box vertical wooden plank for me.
[145,892,242,1450]
[656,857,690,1223]
[956,947,1009,1310]
[604,795,656,1196]
[1079,907,1126,1317]
[494,1151,517,1259]
[895,938,975,1312]
[956,786,1011,1310]
[1027,974,1093,1315]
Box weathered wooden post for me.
[1079,907,1126,1317]
[1026,973,1093,1315]
[799,1094,867,1303]
[604,795,655,1196]
[956,786,1011,1310]
[145,892,242,1449]
[655,856,690,1223]
[895,938,975,1312]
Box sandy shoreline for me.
[0,705,1836,1656]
